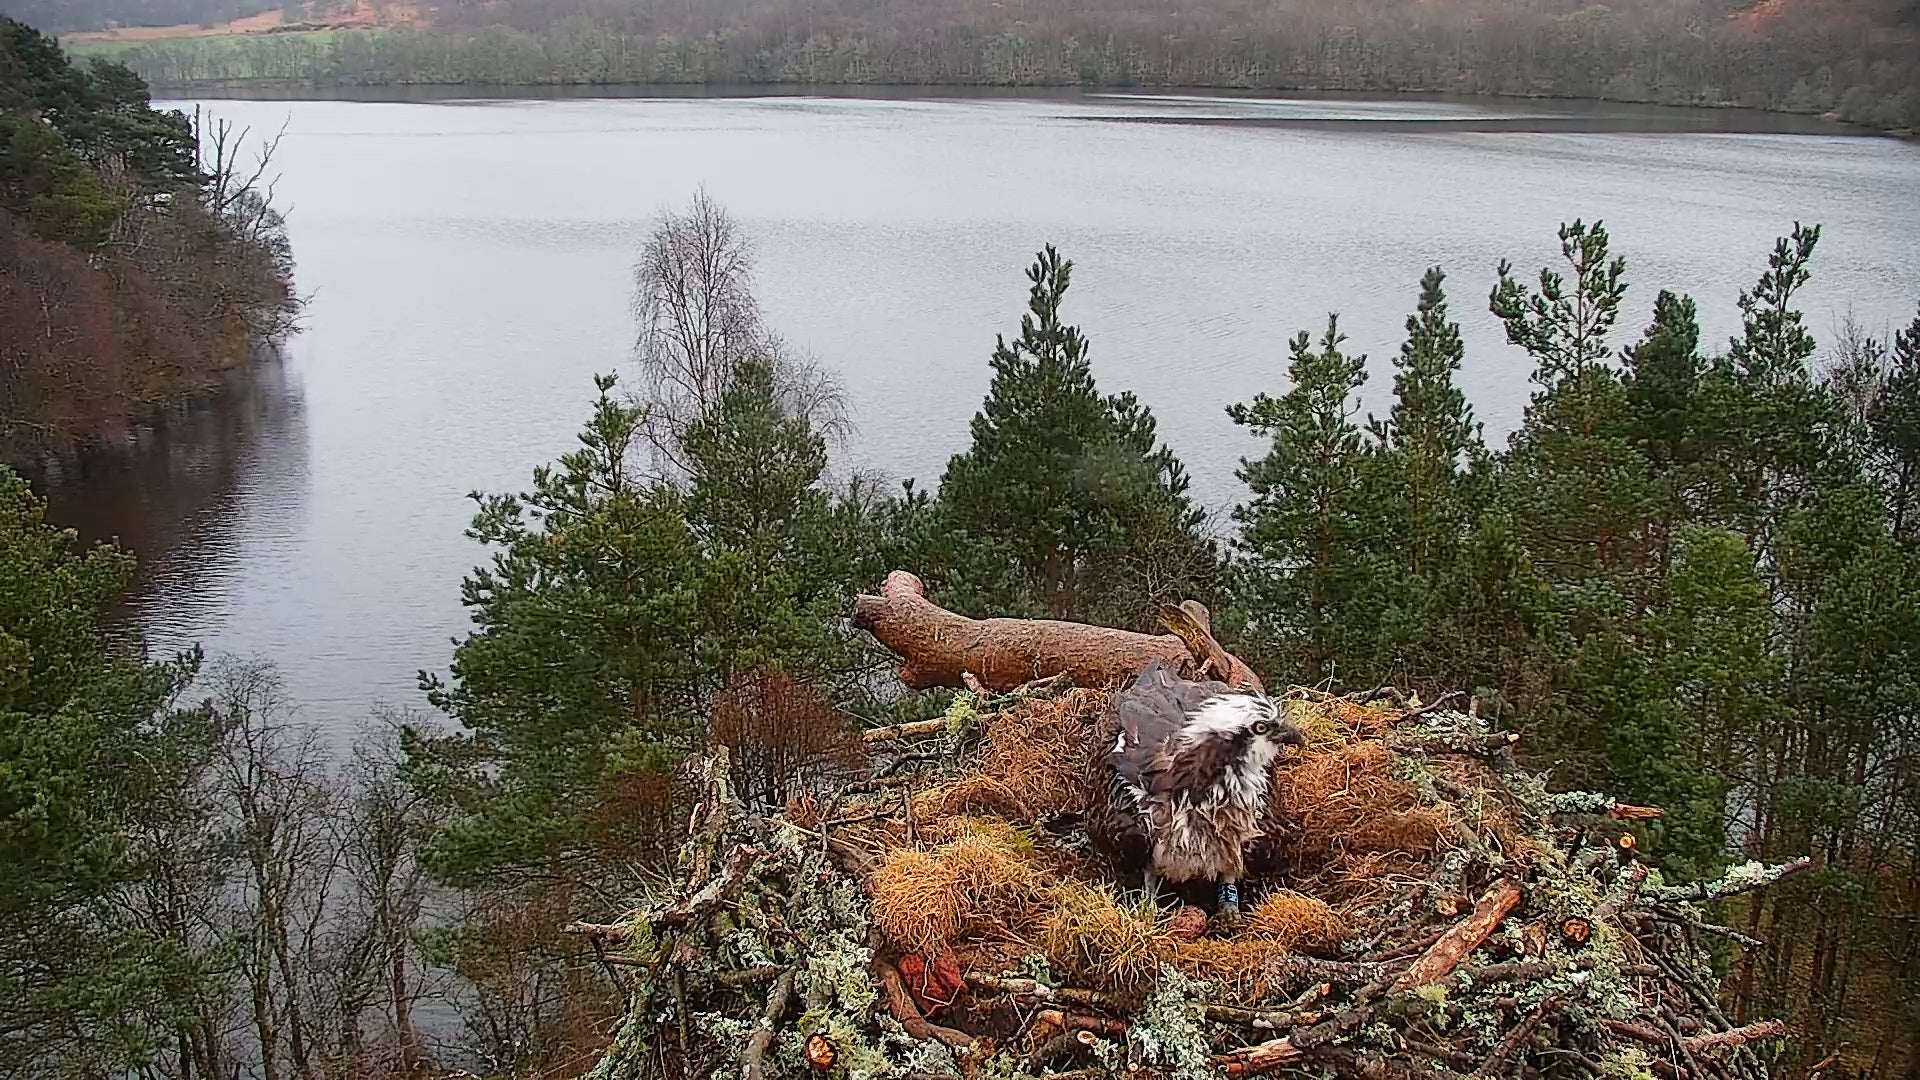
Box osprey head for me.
[1166,692,1305,808]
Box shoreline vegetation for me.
[0,17,301,469]
[34,0,1920,134]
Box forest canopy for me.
[0,16,299,465]
[37,0,1920,130]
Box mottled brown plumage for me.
[1087,660,1303,910]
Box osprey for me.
[1087,660,1304,916]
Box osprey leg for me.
[1215,878,1242,914]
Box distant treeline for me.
[69,0,1920,129]
[1,17,300,465]
[0,0,249,33]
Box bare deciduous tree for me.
[335,709,445,1077]
[206,658,340,1080]
[630,190,848,475]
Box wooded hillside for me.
[41,0,1920,129]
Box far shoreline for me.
[150,82,1899,138]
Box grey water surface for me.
[38,90,1920,738]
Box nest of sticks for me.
[582,680,1803,1080]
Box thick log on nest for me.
[851,570,1262,692]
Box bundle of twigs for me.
[582,680,1801,1080]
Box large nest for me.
[584,683,1802,1080]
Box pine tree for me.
[1621,290,1711,585]
[0,466,214,1073]
[1489,219,1628,386]
[413,375,706,885]
[1377,267,1483,581]
[1699,224,1837,547]
[682,354,860,687]
[1636,527,1780,874]
[939,246,1214,627]
[1868,305,1920,541]
[1485,222,1674,819]
[1492,221,1661,599]
[1623,290,1707,476]
[1231,316,1386,684]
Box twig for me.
[963,973,1133,1011]
[656,844,761,927]
[1369,926,1448,961]
[1660,1012,1707,1080]
[742,968,796,1080]
[716,964,790,988]
[1647,907,1766,949]
[1683,1020,1788,1053]
[863,717,950,743]
[1392,878,1524,993]
[1036,1008,1128,1037]
[1644,857,1811,904]
[1203,1002,1322,1030]
[1345,683,1410,706]
[1263,954,1399,986]
[562,922,630,944]
[1398,691,1465,724]
[1217,1035,1304,1071]
[1025,1029,1100,1070]
[1462,960,1560,984]
[1482,991,1559,1076]
[1594,861,1650,923]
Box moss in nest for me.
[1602,1045,1660,1080]
[943,690,980,734]
[1246,889,1347,950]
[1042,880,1168,991]
[871,832,1044,953]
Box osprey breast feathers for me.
[1090,660,1305,885]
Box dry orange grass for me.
[871,830,1047,953]
[1041,881,1169,990]
[913,773,1032,821]
[1246,889,1347,950]
[862,689,1507,994]
[1274,740,1454,861]
[973,687,1108,816]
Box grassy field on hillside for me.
[65,29,349,80]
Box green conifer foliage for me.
[1230,317,1382,683]
[413,375,706,884]
[0,466,211,1073]
[1490,219,1628,386]
[1868,306,1920,540]
[1623,289,1706,476]
[1699,225,1837,547]
[1365,268,1488,673]
[683,354,865,687]
[939,246,1216,628]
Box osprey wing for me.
[1087,660,1188,869]
[1109,661,1191,778]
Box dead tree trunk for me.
[851,571,1261,692]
